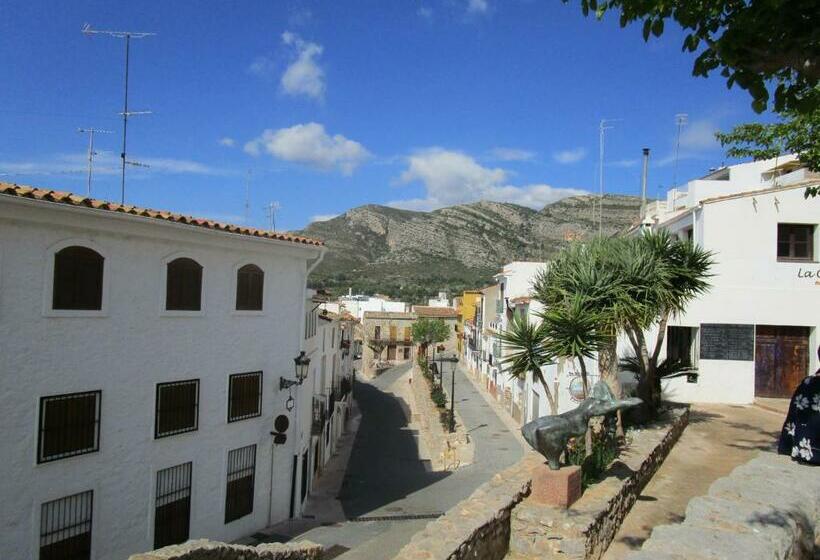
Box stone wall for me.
[393,454,542,560]
[510,406,690,559]
[128,539,323,560]
[393,406,689,560]
[625,452,820,560]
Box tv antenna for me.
[264,201,282,231]
[77,127,113,196]
[672,113,688,189]
[598,118,620,235]
[245,170,252,224]
[82,23,155,204]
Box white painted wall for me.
[643,169,820,404]
[0,197,322,559]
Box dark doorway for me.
[755,325,810,398]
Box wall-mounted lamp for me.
[280,351,311,390]
[285,394,295,411]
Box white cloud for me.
[0,152,231,179]
[467,0,489,14]
[218,137,236,147]
[679,119,719,151]
[244,123,370,175]
[389,148,585,210]
[280,31,325,101]
[553,147,587,164]
[418,5,433,19]
[310,213,339,223]
[248,56,277,79]
[489,147,536,162]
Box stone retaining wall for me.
[394,406,689,560]
[509,406,689,559]
[625,452,820,560]
[393,454,542,560]
[410,364,474,470]
[128,539,323,560]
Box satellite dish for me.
[274,414,290,434]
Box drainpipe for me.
[641,148,650,222]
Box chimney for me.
[640,148,650,220]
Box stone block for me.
[529,465,581,508]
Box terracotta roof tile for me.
[0,182,323,247]
[413,306,459,318]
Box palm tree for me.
[411,318,450,359]
[497,312,558,414]
[618,231,714,411]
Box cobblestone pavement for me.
[289,363,524,559]
[602,403,787,560]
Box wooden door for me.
[755,326,810,398]
[387,345,397,360]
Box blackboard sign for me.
[699,324,754,361]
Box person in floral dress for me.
[778,346,820,465]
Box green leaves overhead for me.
[567,0,820,115]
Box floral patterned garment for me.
[778,375,820,465]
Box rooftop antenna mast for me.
[598,118,618,236]
[77,127,113,196]
[82,23,155,204]
[672,113,688,189]
[264,201,281,231]
[245,170,252,224]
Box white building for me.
[466,262,595,423]
[324,294,408,321]
[640,157,820,404]
[427,291,451,308]
[0,184,326,559]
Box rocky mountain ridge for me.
[297,194,644,298]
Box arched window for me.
[236,264,264,311]
[166,258,203,311]
[52,246,104,310]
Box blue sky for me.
[0,0,769,230]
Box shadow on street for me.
[339,377,451,518]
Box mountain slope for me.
[297,194,643,298]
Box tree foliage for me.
[715,97,820,198]
[411,318,450,357]
[571,0,819,114]
[501,231,714,417]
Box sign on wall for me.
[699,323,754,361]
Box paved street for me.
[292,363,524,559]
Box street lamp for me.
[281,351,310,390]
[439,354,459,433]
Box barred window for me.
[38,391,101,463]
[225,445,256,523]
[228,372,262,422]
[166,258,203,311]
[236,264,264,311]
[154,462,192,548]
[155,380,199,438]
[40,490,93,560]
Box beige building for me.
[361,306,460,377]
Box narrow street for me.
[292,362,524,559]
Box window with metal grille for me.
[52,246,104,310]
[166,258,203,311]
[155,380,199,438]
[777,223,815,261]
[236,264,264,311]
[40,490,93,560]
[154,462,192,549]
[225,445,256,523]
[228,372,262,422]
[38,391,101,463]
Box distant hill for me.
[296,194,644,301]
